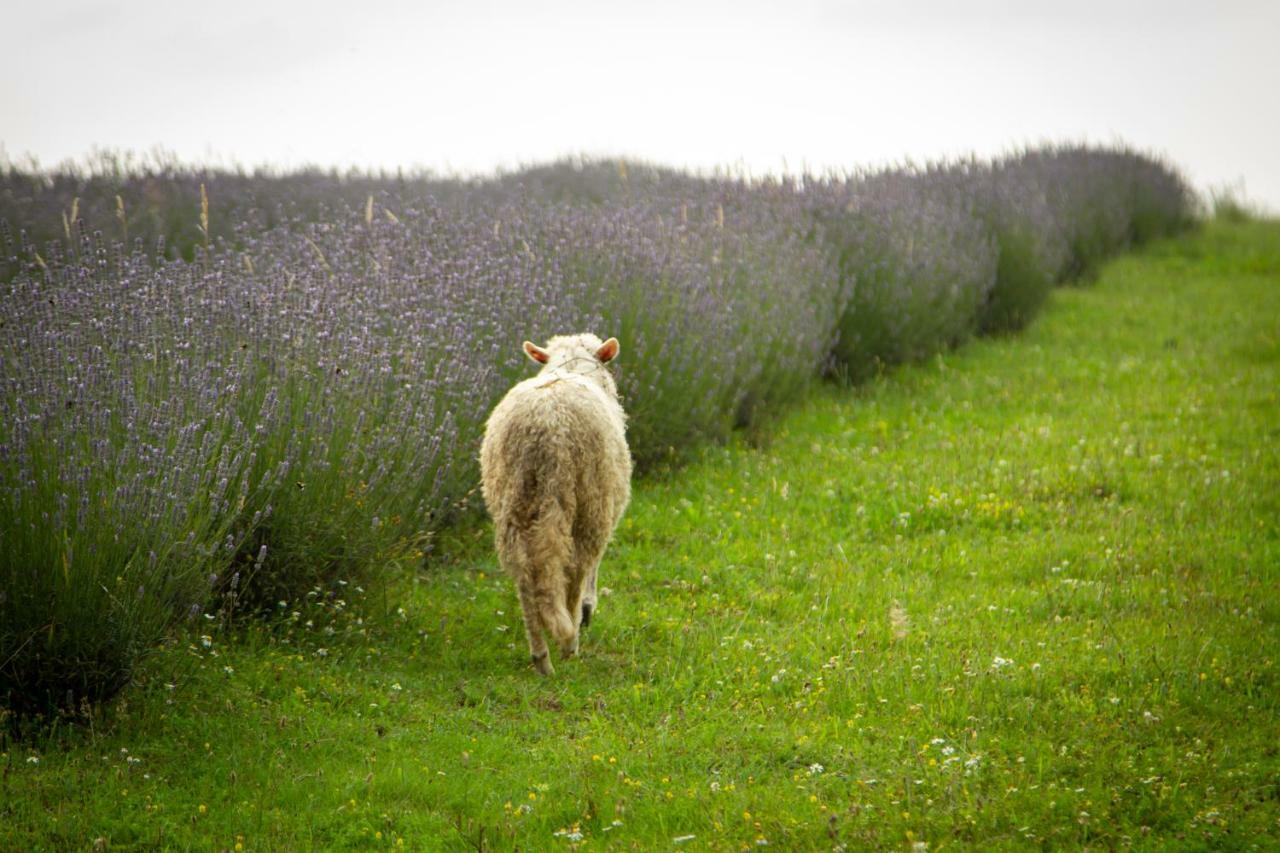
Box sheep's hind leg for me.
[580,555,603,630]
[517,586,554,675]
[562,583,583,659]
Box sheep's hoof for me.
[580,602,593,629]
[531,652,553,676]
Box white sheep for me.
[480,333,632,674]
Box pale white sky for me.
[3,0,1277,209]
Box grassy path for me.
[4,221,1279,850]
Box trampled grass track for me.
[3,220,1277,849]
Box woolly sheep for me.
[480,333,632,675]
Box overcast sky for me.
[4,0,1277,209]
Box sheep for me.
[480,333,632,675]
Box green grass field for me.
[3,220,1278,850]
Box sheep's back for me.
[480,377,631,526]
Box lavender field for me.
[0,146,1194,720]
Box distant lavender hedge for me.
[0,145,1193,717]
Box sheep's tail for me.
[504,471,576,645]
[526,492,577,646]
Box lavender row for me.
[0,145,1194,717]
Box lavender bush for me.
[0,149,442,275]
[936,158,1068,334]
[0,145,1193,717]
[812,168,998,379]
[1009,146,1194,283]
[0,228,285,716]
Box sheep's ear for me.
[523,341,550,364]
[595,337,620,363]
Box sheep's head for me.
[523,333,621,397]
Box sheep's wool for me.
[480,334,632,674]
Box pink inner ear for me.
[524,342,550,364]
[596,338,619,362]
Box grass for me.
[3,220,1278,850]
